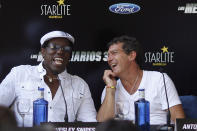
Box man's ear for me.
[129,51,137,61]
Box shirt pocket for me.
[70,90,84,115]
[16,82,39,99]
[15,82,39,114]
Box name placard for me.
[42,122,100,131]
[176,118,197,130]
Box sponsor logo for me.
[109,3,140,14]
[178,3,197,14]
[40,0,71,19]
[30,51,108,62]
[144,46,175,66]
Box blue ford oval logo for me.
[109,3,140,14]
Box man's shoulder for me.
[142,70,165,85]
[11,64,37,73]
[144,70,163,78]
[69,74,83,80]
[69,74,88,85]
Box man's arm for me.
[161,73,185,122]
[0,68,16,107]
[96,70,117,122]
[170,104,185,122]
[97,88,115,122]
[73,77,97,122]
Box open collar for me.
[37,61,69,80]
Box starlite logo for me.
[145,46,175,66]
[109,3,140,14]
[40,0,71,19]
[178,3,197,14]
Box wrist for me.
[106,85,116,96]
[106,86,115,89]
[106,88,116,97]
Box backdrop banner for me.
[0,0,197,110]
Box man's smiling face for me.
[41,37,72,74]
[107,42,132,77]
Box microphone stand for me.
[58,77,69,122]
[157,73,174,131]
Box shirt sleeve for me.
[159,73,181,110]
[74,77,97,122]
[101,87,106,104]
[0,67,17,107]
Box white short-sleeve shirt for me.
[101,70,181,125]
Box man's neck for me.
[120,63,140,82]
[42,62,59,77]
[120,65,142,94]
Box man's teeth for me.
[55,58,63,61]
[54,58,63,65]
[112,64,116,67]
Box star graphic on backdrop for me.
[57,0,65,5]
[161,46,168,53]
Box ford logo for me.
[109,3,140,14]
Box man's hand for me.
[103,70,117,87]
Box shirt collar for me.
[37,61,69,80]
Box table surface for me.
[16,122,173,131]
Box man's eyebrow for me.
[110,49,119,52]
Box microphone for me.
[69,75,81,122]
[58,76,68,122]
[157,72,173,131]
